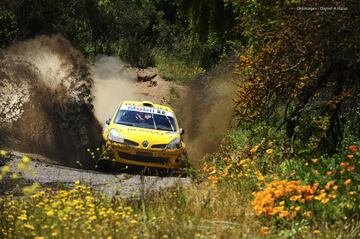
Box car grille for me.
[118,152,169,164]
[124,139,139,147]
[151,144,167,149]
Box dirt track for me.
[1,152,190,197]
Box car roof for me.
[121,100,174,113]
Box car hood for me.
[109,124,179,146]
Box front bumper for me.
[102,141,186,169]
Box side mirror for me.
[105,118,111,125]
[179,128,184,135]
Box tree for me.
[232,0,360,153]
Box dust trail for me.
[90,56,137,124]
[176,56,239,165]
[0,35,102,167]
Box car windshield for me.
[114,110,177,132]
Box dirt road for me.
[1,152,190,197]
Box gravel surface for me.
[2,152,191,197]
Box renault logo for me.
[142,141,149,148]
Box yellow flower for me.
[46,210,55,217]
[344,179,352,186]
[0,150,7,156]
[10,173,19,180]
[311,158,318,163]
[22,156,31,164]
[295,206,301,212]
[321,198,330,204]
[313,230,321,234]
[1,165,10,174]
[250,145,260,154]
[303,211,311,218]
[35,237,45,239]
[130,219,138,224]
[18,214,27,221]
[260,226,270,236]
[266,149,273,155]
[349,191,357,196]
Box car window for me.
[114,110,177,131]
[154,114,177,131]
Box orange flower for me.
[312,183,319,190]
[340,162,349,168]
[332,185,338,190]
[344,179,352,186]
[348,145,358,153]
[324,180,335,190]
[321,198,330,204]
[303,211,311,218]
[347,166,355,172]
[347,154,354,159]
[311,158,318,163]
[260,226,270,236]
[305,195,314,201]
[279,210,290,218]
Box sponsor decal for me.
[121,105,174,117]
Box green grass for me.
[154,53,205,82]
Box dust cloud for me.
[176,56,239,165]
[90,56,137,124]
[0,35,101,167]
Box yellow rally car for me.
[102,100,187,169]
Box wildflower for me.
[10,173,19,179]
[349,191,357,196]
[46,210,55,217]
[347,154,354,159]
[324,180,335,190]
[313,230,321,234]
[250,145,260,154]
[321,198,330,204]
[290,195,301,202]
[279,210,290,218]
[344,179,352,186]
[22,156,31,164]
[18,214,27,221]
[340,162,349,168]
[24,224,35,230]
[1,165,10,174]
[295,206,301,212]
[303,211,311,217]
[326,170,335,176]
[348,145,358,152]
[266,149,273,155]
[312,183,319,190]
[35,237,45,239]
[332,185,338,190]
[0,150,7,156]
[311,158,318,163]
[130,219,138,224]
[347,166,355,172]
[260,226,270,236]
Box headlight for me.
[166,138,181,149]
[108,129,124,143]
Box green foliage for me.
[232,0,360,154]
